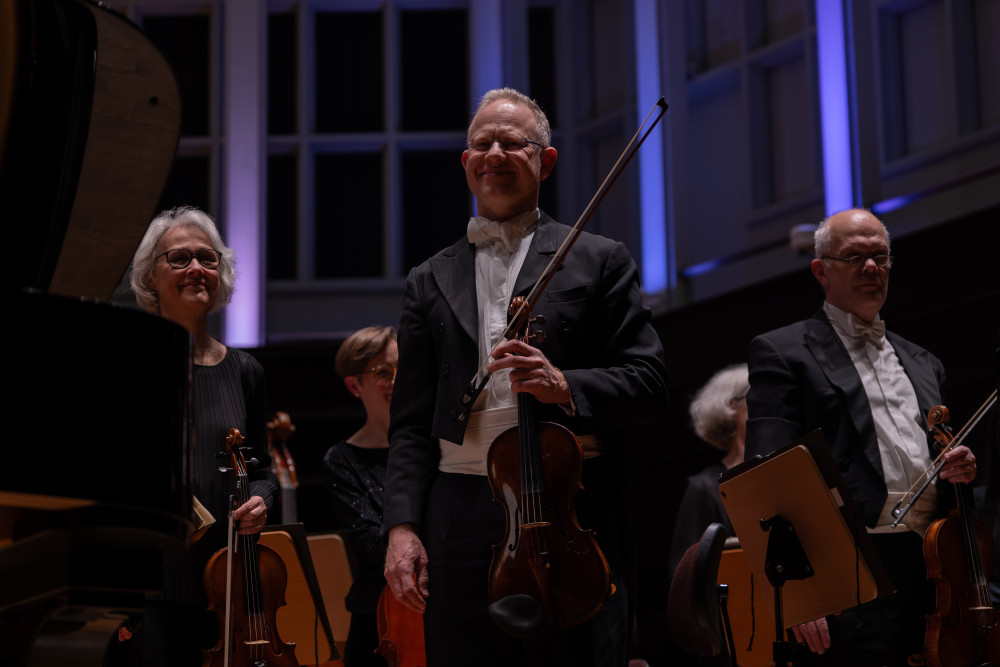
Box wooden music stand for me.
[718,430,892,665]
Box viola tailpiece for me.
[203,428,297,667]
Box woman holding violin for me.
[322,325,398,667]
[382,88,668,667]
[124,206,278,667]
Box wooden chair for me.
[716,539,777,667]
[306,531,356,661]
[667,523,780,667]
[259,525,340,666]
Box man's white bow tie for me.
[849,315,886,349]
[467,216,531,253]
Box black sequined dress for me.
[323,440,389,614]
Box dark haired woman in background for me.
[324,325,397,667]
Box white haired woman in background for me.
[667,364,749,577]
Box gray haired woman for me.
[123,206,276,666]
[668,364,749,582]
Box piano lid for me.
[2,0,181,302]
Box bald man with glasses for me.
[744,208,977,666]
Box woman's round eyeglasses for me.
[365,364,398,384]
[159,248,221,270]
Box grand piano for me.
[1,0,190,663]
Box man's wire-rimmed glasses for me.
[466,136,545,154]
[821,253,893,269]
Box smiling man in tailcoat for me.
[381,87,668,667]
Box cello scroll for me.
[267,411,299,524]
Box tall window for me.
[266,4,472,284]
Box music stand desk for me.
[719,430,892,629]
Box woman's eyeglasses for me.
[365,364,398,384]
[159,248,221,269]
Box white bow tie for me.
[467,216,533,253]
[848,315,886,349]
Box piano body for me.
[1,0,189,663]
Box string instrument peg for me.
[525,314,546,345]
[216,450,233,474]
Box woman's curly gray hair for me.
[130,206,236,314]
[689,363,750,452]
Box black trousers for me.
[421,460,628,667]
[344,612,388,667]
[801,530,931,667]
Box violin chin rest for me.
[488,594,548,639]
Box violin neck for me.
[954,482,991,593]
[233,469,266,614]
[516,392,545,494]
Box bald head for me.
[810,209,891,322]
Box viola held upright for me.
[485,297,612,638]
[203,428,297,667]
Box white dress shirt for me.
[438,209,539,475]
[823,302,937,533]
